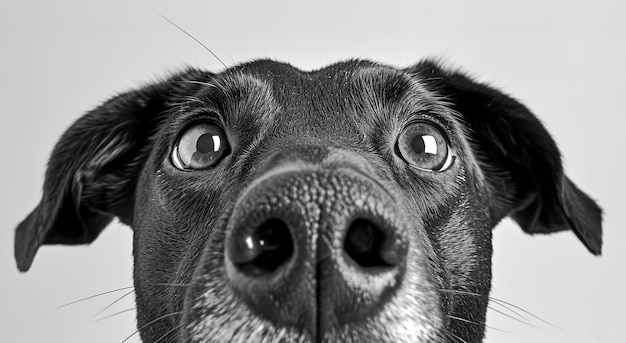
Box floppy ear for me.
[408,60,602,255]
[15,68,212,271]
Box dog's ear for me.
[408,60,602,255]
[15,68,212,271]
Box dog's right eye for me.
[395,121,454,172]
[172,122,229,170]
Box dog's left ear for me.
[15,68,212,271]
[408,60,602,255]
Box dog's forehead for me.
[203,59,450,141]
[223,59,433,105]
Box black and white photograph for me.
[1,1,624,342]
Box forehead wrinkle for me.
[352,67,437,131]
[212,71,281,126]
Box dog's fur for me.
[15,59,602,343]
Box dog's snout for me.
[224,167,409,338]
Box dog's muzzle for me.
[224,164,410,337]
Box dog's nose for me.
[224,168,409,338]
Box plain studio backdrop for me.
[0,1,624,342]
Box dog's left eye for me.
[395,121,454,172]
[172,122,229,170]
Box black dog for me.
[15,59,602,343]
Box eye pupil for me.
[411,136,426,154]
[197,133,217,153]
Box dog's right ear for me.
[15,68,212,272]
[407,60,602,255]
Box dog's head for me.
[14,59,602,342]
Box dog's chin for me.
[181,299,445,343]
[183,320,445,343]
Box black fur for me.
[15,59,602,343]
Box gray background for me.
[1,0,624,342]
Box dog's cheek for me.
[435,184,493,342]
[440,189,492,292]
[396,163,493,340]
[130,169,188,341]
[126,160,222,340]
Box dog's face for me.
[14,59,602,343]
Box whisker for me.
[121,311,182,343]
[94,289,135,317]
[95,308,136,322]
[487,305,537,328]
[440,289,561,330]
[89,283,186,319]
[154,324,183,343]
[57,286,135,310]
[488,301,529,323]
[156,12,228,69]
[448,315,508,333]
[490,297,561,330]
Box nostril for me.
[344,218,397,268]
[229,218,294,276]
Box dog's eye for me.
[172,122,229,170]
[395,121,454,172]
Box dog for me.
[14,59,602,343]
